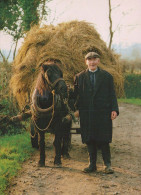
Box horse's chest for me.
[37,93,52,109]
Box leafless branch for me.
[6,44,14,60]
[112,4,120,10]
[108,0,113,49]
[0,49,6,62]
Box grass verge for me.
[118,98,141,106]
[0,132,35,195]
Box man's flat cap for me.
[85,52,100,59]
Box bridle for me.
[44,70,64,90]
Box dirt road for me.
[7,103,141,195]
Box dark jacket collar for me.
[85,67,104,97]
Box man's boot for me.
[101,143,114,174]
[105,164,114,174]
[83,142,97,173]
[83,153,97,173]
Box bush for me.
[0,98,26,136]
[0,61,28,136]
[124,74,141,98]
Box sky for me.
[46,0,141,47]
[0,0,141,55]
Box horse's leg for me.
[38,131,45,167]
[62,133,71,158]
[61,121,72,158]
[53,134,62,167]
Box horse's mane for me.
[35,73,50,95]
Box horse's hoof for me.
[54,163,62,168]
[54,157,62,167]
[38,161,45,167]
[62,153,71,159]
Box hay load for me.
[10,20,124,109]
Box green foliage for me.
[124,74,141,98]
[0,0,51,41]
[18,0,40,32]
[0,132,35,194]
[0,0,22,40]
[118,98,141,106]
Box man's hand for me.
[111,111,117,120]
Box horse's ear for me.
[41,64,48,72]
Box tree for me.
[108,0,131,50]
[0,0,23,41]
[0,0,51,60]
[108,0,122,49]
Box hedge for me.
[124,74,141,98]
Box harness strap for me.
[32,90,55,132]
[51,78,64,89]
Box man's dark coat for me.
[74,67,119,144]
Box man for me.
[74,51,119,173]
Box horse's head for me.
[32,63,74,124]
[41,64,68,99]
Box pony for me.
[30,63,72,167]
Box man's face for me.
[85,57,100,71]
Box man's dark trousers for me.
[87,141,111,167]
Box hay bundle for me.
[10,20,124,109]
